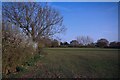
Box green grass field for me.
[4,48,119,78]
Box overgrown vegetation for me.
[2,23,49,75]
[2,23,37,74]
[2,51,45,78]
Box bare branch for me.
[2,2,65,42]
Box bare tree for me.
[76,36,93,45]
[2,2,65,42]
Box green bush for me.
[16,66,26,72]
[24,54,41,66]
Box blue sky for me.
[48,2,118,43]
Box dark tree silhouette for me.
[109,41,117,48]
[70,40,79,46]
[63,42,69,45]
[96,38,109,48]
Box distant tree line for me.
[40,36,120,49]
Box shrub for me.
[16,66,26,72]
[2,27,36,74]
